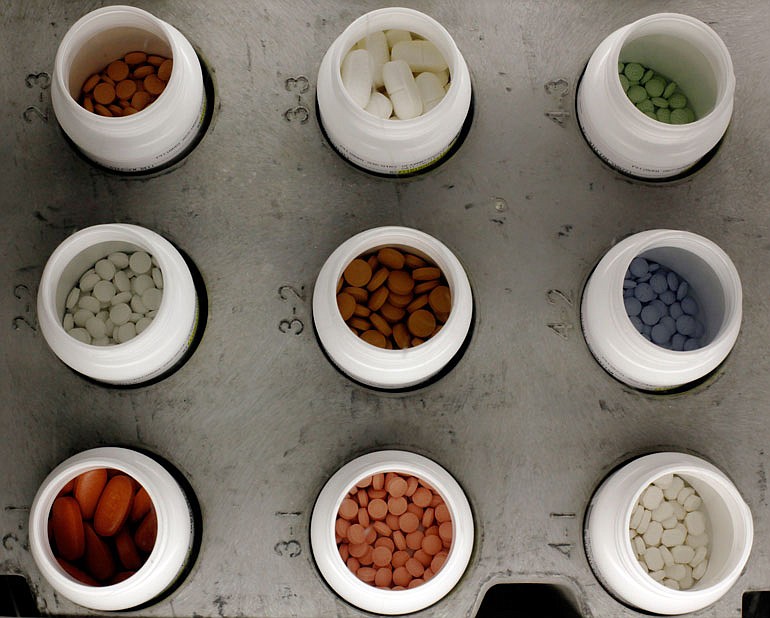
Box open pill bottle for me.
[584,452,752,614]
[581,229,741,390]
[311,450,474,614]
[38,224,200,385]
[313,226,473,389]
[51,5,205,172]
[29,447,196,611]
[577,13,735,179]
[316,7,472,176]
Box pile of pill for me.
[336,247,451,349]
[342,30,450,119]
[624,257,705,351]
[629,474,710,590]
[49,468,157,585]
[336,472,452,589]
[618,62,696,124]
[63,251,163,346]
[78,52,173,117]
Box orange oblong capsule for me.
[74,468,108,520]
[94,475,134,537]
[51,496,85,561]
[84,523,116,582]
[135,509,158,553]
[130,486,152,522]
[114,527,143,571]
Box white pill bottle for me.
[312,226,474,389]
[311,450,474,615]
[316,8,472,176]
[581,229,741,391]
[29,447,197,611]
[585,452,753,615]
[51,5,206,172]
[577,13,735,179]
[37,224,201,385]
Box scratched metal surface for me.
[1,1,769,616]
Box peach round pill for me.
[372,545,392,567]
[335,518,350,538]
[406,530,424,550]
[406,557,424,577]
[348,542,368,558]
[115,79,137,100]
[435,503,450,523]
[431,552,447,572]
[393,566,412,587]
[374,535,394,550]
[367,498,388,520]
[357,567,377,583]
[347,557,360,571]
[392,530,407,551]
[375,567,393,587]
[388,496,407,516]
[399,512,420,533]
[414,549,432,568]
[347,523,366,544]
[412,487,432,508]
[439,521,453,542]
[422,534,443,555]
[358,507,370,527]
[387,476,408,498]
[421,507,435,528]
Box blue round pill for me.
[629,315,644,332]
[651,323,671,345]
[676,315,696,336]
[636,273,652,283]
[641,324,652,340]
[623,278,637,289]
[694,320,705,338]
[659,315,676,335]
[670,302,683,319]
[681,296,698,315]
[629,257,649,277]
[677,281,689,301]
[650,273,668,294]
[641,304,661,326]
[659,290,676,305]
[672,333,686,351]
[650,299,667,316]
[648,262,660,272]
[624,288,634,298]
[634,282,655,302]
[624,297,642,316]
[667,271,679,291]
[683,338,700,351]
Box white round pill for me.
[152,267,163,289]
[653,474,674,489]
[132,274,154,295]
[671,544,695,564]
[110,303,131,326]
[69,327,91,344]
[108,252,130,269]
[684,511,706,536]
[93,280,116,303]
[73,309,94,327]
[690,546,707,567]
[130,295,148,314]
[95,259,116,281]
[78,295,101,314]
[114,270,131,292]
[661,523,687,547]
[641,485,663,510]
[643,521,663,546]
[85,316,107,339]
[63,313,74,331]
[644,547,664,571]
[652,501,674,522]
[66,287,80,310]
[142,287,162,311]
[111,291,132,306]
[129,251,152,274]
[117,322,137,343]
[79,272,101,292]
[663,476,684,500]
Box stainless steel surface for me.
[2,1,769,616]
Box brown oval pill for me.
[157,59,173,82]
[147,55,165,66]
[422,534,443,556]
[134,509,157,553]
[82,74,101,94]
[374,566,393,587]
[369,313,392,337]
[367,254,379,270]
[377,247,405,270]
[344,259,372,287]
[115,79,137,100]
[366,267,389,292]
[429,285,451,313]
[406,294,429,313]
[133,64,155,79]
[336,293,355,320]
[75,469,108,520]
[124,51,148,65]
[144,74,166,95]
[357,566,377,583]
[51,497,85,561]
[371,545,392,567]
[407,309,436,338]
[412,267,441,281]
[367,286,389,311]
[336,276,343,293]
[131,90,152,111]
[348,317,371,331]
[392,323,411,349]
[84,523,116,581]
[393,566,412,587]
[399,512,420,533]
[348,542,368,558]
[388,292,413,308]
[130,487,152,522]
[83,96,94,112]
[414,279,440,294]
[122,107,139,116]
[404,253,427,268]
[353,304,371,318]
[387,270,414,296]
[114,527,143,571]
[93,82,116,105]
[107,60,129,82]
[108,104,123,115]
[388,496,407,516]
[361,329,387,348]
[58,479,75,497]
[109,571,136,585]
[58,558,98,586]
[94,475,134,537]
[406,557,424,577]
[100,73,116,86]
[379,302,405,324]
[373,521,392,537]
[412,487,432,508]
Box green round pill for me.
[645,77,665,98]
[662,82,678,99]
[619,74,630,92]
[636,99,655,114]
[683,107,696,123]
[618,61,625,74]
[651,97,669,108]
[644,111,658,120]
[640,69,655,85]
[627,85,648,104]
[670,108,689,124]
[624,63,644,82]
[668,92,687,109]
[656,108,671,123]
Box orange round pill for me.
[392,323,411,349]
[82,74,100,93]
[408,578,424,589]
[93,82,116,105]
[336,293,355,321]
[374,567,393,587]
[339,498,358,520]
[361,329,387,348]
[124,51,147,65]
[405,476,419,497]
[348,542,368,558]
[131,91,152,111]
[435,503,450,523]
[407,310,436,338]
[133,65,154,79]
[83,97,94,112]
[357,508,370,528]
[377,247,405,270]
[335,518,350,538]
[357,566,377,583]
[387,292,413,308]
[392,566,412,587]
[404,253,427,268]
[107,60,129,82]
[144,74,166,95]
[405,557,424,578]
[367,498,388,520]
[364,526,377,545]
[339,543,349,561]
[387,270,414,296]
[369,313,392,338]
[388,496,407,516]
[414,279,440,294]
[429,285,451,314]
[157,59,173,82]
[344,287,368,303]
[414,549,433,568]
[412,487,432,508]
[93,104,112,117]
[406,294,429,313]
[379,302,405,324]
[431,552,447,573]
[108,104,123,115]
[347,557,361,571]
[371,545,392,567]
[386,476,408,498]
[422,534,443,556]
[392,550,410,568]
[398,512,420,534]
[439,521,453,542]
[422,507,435,528]
[347,524,366,544]
[392,530,407,551]
[367,287,389,312]
[366,267,389,292]
[405,530,424,550]
[147,55,165,66]
[344,259,372,287]
[374,535,394,551]
[360,545,375,565]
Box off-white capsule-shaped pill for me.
[108,252,130,269]
[79,272,101,293]
[683,494,702,512]
[636,508,652,534]
[341,48,373,108]
[382,60,422,119]
[661,516,678,530]
[85,316,106,339]
[66,287,80,310]
[363,31,389,88]
[364,91,393,119]
[151,267,163,289]
[692,558,708,580]
[432,68,450,87]
[92,337,110,346]
[652,501,674,522]
[93,280,116,303]
[644,546,664,571]
[633,536,646,557]
[385,29,411,49]
[689,546,707,567]
[415,71,445,112]
[630,505,644,529]
[79,295,101,314]
[643,521,663,546]
[110,303,131,326]
[659,545,674,567]
[671,544,695,564]
[69,327,91,344]
[117,322,136,343]
[686,532,709,548]
[663,476,684,500]
[129,251,152,274]
[663,578,680,590]
[142,287,162,311]
[391,40,447,73]
[114,270,131,292]
[661,523,687,547]
[63,313,74,331]
[672,500,686,521]
[665,563,686,580]
[95,259,116,281]
[649,569,666,582]
[641,485,663,510]
[684,510,706,536]
[653,474,674,489]
[677,486,695,505]
[132,274,154,295]
[73,309,95,327]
